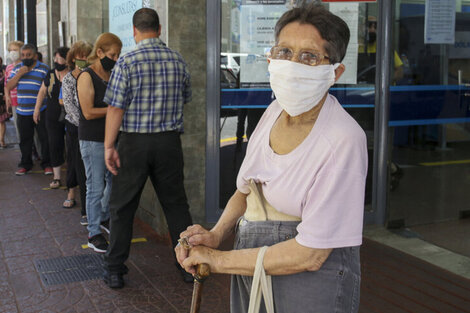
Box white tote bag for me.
[248,246,275,313]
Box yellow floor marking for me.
[420,159,470,166]
[81,237,147,249]
[42,186,67,190]
[220,135,246,143]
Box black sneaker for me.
[80,215,88,226]
[100,219,110,234]
[88,234,108,253]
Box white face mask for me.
[268,59,339,117]
[7,51,20,64]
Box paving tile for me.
[0,224,52,243]
[9,272,43,299]
[2,237,62,258]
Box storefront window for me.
[388,0,470,228]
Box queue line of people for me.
[4,8,195,287]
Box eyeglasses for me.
[270,46,329,66]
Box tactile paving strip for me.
[35,254,104,286]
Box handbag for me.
[248,246,275,313]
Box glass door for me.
[216,0,381,217]
[388,1,470,228]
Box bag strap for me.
[248,246,275,313]
[249,179,269,221]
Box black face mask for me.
[368,32,377,44]
[22,58,35,67]
[100,56,116,72]
[54,62,67,71]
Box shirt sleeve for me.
[182,66,192,104]
[103,59,130,110]
[394,51,403,68]
[43,71,51,87]
[8,65,19,80]
[295,134,368,249]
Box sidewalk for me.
[0,121,230,313]
[1,119,470,313]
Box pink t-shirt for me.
[5,63,18,106]
[237,94,368,249]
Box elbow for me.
[305,259,325,272]
[83,112,93,120]
[304,250,332,272]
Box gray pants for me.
[231,219,361,313]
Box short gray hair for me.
[274,3,350,64]
[133,8,160,33]
[21,43,37,55]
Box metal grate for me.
[35,254,104,286]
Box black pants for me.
[46,116,65,167]
[104,132,193,273]
[65,122,87,216]
[16,111,50,170]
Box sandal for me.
[63,199,76,208]
[50,179,61,189]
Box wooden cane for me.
[178,238,211,313]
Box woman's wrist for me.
[209,228,225,248]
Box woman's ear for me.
[334,64,345,82]
[96,48,104,59]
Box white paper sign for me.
[449,31,470,59]
[329,3,359,84]
[109,0,143,53]
[424,0,456,44]
[239,5,287,88]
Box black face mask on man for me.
[100,56,116,72]
[54,62,67,71]
[22,58,35,67]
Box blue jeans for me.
[79,140,111,238]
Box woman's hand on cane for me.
[175,225,223,274]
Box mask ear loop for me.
[333,63,341,70]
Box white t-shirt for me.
[237,94,368,249]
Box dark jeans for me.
[104,131,193,273]
[16,111,50,170]
[232,219,361,313]
[65,122,87,216]
[46,116,65,167]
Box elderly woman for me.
[176,4,367,313]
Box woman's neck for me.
[90,62,110,82]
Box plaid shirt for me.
[104,38,191,133]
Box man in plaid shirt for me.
[103,8,193,288]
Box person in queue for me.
[77,33,122,253]
[176,4,367,313]
[33,47,70,190]
[103,8,194,288]
[6,44,52,176]
[61,41,93,222]
[0,56,7,148]
[4,41,24,141]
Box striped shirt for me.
[104,38,191,133]
[9,61,49,116]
